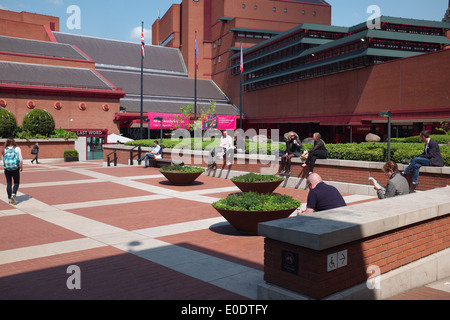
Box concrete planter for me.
[160,171,203,186]
[214,207,296,235]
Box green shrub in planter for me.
[64,150,79,158]
[23,109,55,137]
[0,108,17,138]
[212,192,301,212]
[231,173,283,183]
[160,165,205,173]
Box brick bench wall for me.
[105,146,450,192]
[258,187,450,300]
[263,214,449,299]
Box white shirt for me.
[220,135,233,149]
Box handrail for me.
[106,150,117,167]
[129,146,142,166]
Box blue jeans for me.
[140,153,155,167]
[404,157,430,184]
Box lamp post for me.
[154,117,163,145]
[378,111,392,162]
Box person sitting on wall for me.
[139,140,162,168]
[373,161,410,199]
[298,173,346,215]
[278,131,302,176]
[402,131,443,189]
[302,132,327,175]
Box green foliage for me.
[22,109,55,137]
[173,100,217,131]
[231,173,284,183]
[160,165,205,173]
[0,108,17,138]
[51,128,78,140]
[127,137,450,166]
[212,192,301,211]
[64,150,79,158]
[435,122,450,135]
[391,135,450,144]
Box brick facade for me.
[264,214,449,299]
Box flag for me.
[240,42,244,74]
[141,31,145,59]
[195,33,199,70]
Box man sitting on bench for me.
[139,140,162,168]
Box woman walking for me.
[2,138,23,205]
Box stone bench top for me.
[108,146,450,175]
[258,186,450,251]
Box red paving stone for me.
[69,198,222,230]
[21,181,155,205]
[19,170,95,184]
[0,215,84,251]
[389,286,450,300]
[91,166,160,178]
[0,201,13,210]
[1,161,447,300]
[159,224,265,271]
[138,174,236,191]
[0,246,248,300]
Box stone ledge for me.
[258,186,450,251]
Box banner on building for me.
[148,113,236,130]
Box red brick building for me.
[154,0,450,142]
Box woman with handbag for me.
[278,131,302,176]
[31,143,39,164]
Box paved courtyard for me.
[0,160,448,301]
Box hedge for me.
[127,139,450,166]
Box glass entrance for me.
[87,137,105,160]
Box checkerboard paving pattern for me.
[0,161,387,300]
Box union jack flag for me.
[240,42,244,74]
[141,32,145,59]
[195,33,199,70]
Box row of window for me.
[383,23,444,36]
[244,56,394,91]
[244,29,346,62]
[371,39,441,52]
[241,3,317,16]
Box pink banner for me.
[148,112,189,130]
[203,114,236,130]
[149,113,236,130]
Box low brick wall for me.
[258,187,450,300]
[1,139,76,160]
[105,145,450,192]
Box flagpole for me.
[194,31,198,125]
[240,41,243,130]
[140,21,144,140]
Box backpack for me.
[4,147,19,171]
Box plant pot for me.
[160,171,203,186]
[64,157,79,162]
[232,180,283,194]
[214,207,296,235]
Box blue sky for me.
[0,0,448,43]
